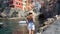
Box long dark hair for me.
[27,12,32,16]
[27,12,33,20]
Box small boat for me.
[0,22,3,28]
[18,21,27,25]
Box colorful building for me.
[9,0,32,10]
[23,0,31,11]
[0,0,32,10]
[9,0,23,10]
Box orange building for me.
[9,0,31,10]
[9,0,23,10]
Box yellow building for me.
[23,0,32,11]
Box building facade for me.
[0,0,31,10]
[9,0,23,10]
[0,0,33,18]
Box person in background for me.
[26,12,35,34]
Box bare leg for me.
[31,30,34,34]
[29,30,31,34]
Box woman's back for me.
[27,15,33,22]
[26,13,33,23]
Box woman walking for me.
[26,12,35,34]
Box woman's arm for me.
[32,14,35,23]
[26,17,28,24]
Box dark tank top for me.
[27,17,33,23]
[28,19,33,23]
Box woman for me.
[26,12,35,34]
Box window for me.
[10,5,14,8]
[16,2,18,4]
[20,3,23,5]
[19,3,23,5]
[19,3,20,5]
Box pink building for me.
[9,0,23,10]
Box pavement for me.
[36,15,60,34]
[43,17,60,34]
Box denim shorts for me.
[28,22,35,30]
